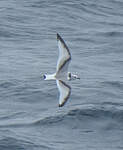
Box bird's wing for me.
[56,33,71,75]
[56,80,71,107]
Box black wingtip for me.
[56,33,71,57]
[58,104,64,107]
[57,33,61,40]
[57,33,64,42]
[58,100,68,107]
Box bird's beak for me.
[40,74,44,79]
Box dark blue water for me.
[0,0,123,149]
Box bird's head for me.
[67,72,71,80]
[41,74,47,80]
[43,74,46,80]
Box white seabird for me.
[43,33,80,107]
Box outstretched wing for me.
[56,80,71,107]
[56,33,71,75]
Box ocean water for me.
[0,0,123,149]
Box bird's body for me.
[44,72,79,81]
[43,33,79,107]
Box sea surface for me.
[0,0,123,149]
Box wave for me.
[34,103,123,127]
[0,137,52,150]
[101,81,123,91]
[0,81,16,89]
[0,103,123,132]
[96,31,123,38]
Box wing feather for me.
[56,80,71,107]
[56,33,71,75]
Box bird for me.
[43,33,80,107]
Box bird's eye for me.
[68,73,71,78]
[43,75,46,79]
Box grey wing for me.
[56,80,71,107]
[56,33,71,75]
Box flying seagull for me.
[43,33,80,107]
